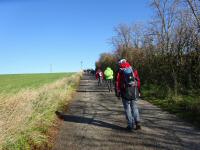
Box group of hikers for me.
[95,66,114,92]
[95,59,141,131]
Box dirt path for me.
[53,74,200,150]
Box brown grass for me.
[0,73,81,149]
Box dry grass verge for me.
[0,73,81,150]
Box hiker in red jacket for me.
[116,59,141,131]
[95,68,104,86]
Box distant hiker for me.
[96,68,104,86]
[104,67,114,92]
[116,59,141,131]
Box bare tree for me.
[111,24,132,49]
[102,0,200,95]
[185,0,200,29]
[150,0,180,53]
[130,23,145,48]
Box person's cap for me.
[118,59,127,64]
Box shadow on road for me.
[55,111,125,131]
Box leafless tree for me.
[185,0,200,29]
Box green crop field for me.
[0,73,74,95]
[0,72,81,149]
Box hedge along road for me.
[53,74,200,150]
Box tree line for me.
[96,0,200,96]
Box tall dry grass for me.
[0,73,81,150]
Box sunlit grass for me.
[0,73,74,95]
[0,73,81,150]
[142,84,200,127]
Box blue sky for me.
[0,0,152,74]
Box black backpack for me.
[121,67,139,100]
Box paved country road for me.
[53,74,200,150]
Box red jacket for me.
[95,69,104,80]
[116,62,141,94]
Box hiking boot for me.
[135,122,141,130]
[126,126,133,132]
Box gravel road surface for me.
[53,74,200,150]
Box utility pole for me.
[80,61,83,71]
[50,64,52,73]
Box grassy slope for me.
[0,73,74,95]
[0,73,81,150]
[142,84,200,128]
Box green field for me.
[0,73,74,94]
[0,72,81,149]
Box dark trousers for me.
[98,77,103,86]
[106,79,113,92]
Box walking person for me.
[95,68,104,86]
[104,67,114,92]
[116,59,141,131]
